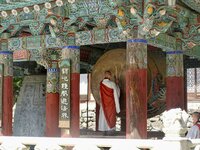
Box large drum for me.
[91,48,166,118]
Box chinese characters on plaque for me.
[59,59,70,128]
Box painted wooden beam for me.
[10,27,200,62]
[8,29,177,50]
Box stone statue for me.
[161,108,189,137]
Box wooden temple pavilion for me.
[0,0,200,139]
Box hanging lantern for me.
[50,18,57,26]
[159,9,166,16]
[34,5,40,12]
[130,7,137,15]
[45,2,52,9]
[23,7,30,13]
[68,0,75,4]
[1,11,7,18]
[11,9,18,16]
[56,0,63,7]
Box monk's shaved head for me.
[104,70,112,79]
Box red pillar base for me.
[45,93,60,137]
[166,77,184,110]
[2,77,13,136]
[126,69,147,139]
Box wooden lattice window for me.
[187,68,200,99]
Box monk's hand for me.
[114,76,119,84]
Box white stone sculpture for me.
[0,141,27,150]
[195,145,200,150]
[161,108,189,137]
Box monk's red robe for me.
[100,81,116,128]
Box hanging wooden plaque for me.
[59,59,71,128]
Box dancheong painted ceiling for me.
[1,0,200,59]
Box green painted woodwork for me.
[148,33,176,50]
[0,51,13,76]
[184,47,200,59]
[47,68,59,93]
[180,0,200,14]
[0,0,53,11]
[7,30,176,53]
[166,50,183,77]
[1,0,200,59]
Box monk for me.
[98,70,120,135]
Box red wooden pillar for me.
[45,68,60,137]
[183,67,187,111]
[60,46,80,137]
[166,50,185,110]
[126,39,147,139]
[0,51,13,135]
[95,102,100,131]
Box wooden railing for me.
[0,136,200,150]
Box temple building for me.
[0,0,200,141]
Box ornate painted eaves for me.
[1,0,200,60]
[0,0,53,11]
[180,0,200,14]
